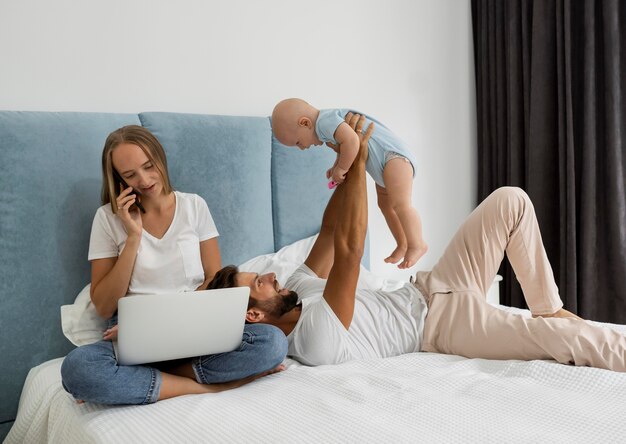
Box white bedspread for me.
[7,315,626,444]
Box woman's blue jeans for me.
[61,323,287,405]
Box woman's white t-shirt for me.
[88,191,219,295]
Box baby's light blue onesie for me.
[315,109,417,187]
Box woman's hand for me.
[195,281,209,291]
[116,185,143,237]
[103,324,118,341]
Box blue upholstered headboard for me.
[0,111,369,436]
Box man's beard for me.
[259,291,299,318]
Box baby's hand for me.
[327,156,340,179]
[331,166,348,184]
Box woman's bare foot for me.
[533,308,583,321]
[384,245,407,264]
[398,243,428,269]
[201,364,286,394]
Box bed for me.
[2,111,626,443]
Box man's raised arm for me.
[321,115,373,329]
[304,112,367,279]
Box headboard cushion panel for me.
[271,135,370,265]
[270,135,335,250]
[139,112,275,266]
[0,110,369,429]
[0,111,141,423]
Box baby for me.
[271,98,427,269]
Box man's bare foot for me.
[533,308,583,321]
[398,244,428,269]
[384,245,407,264]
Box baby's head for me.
[271,98,322,150]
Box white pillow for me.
[60,284,107,346]
[239,235,317,284]
[239,234,403,292]
[60,234,402,346]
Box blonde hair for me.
[101,125,173,213]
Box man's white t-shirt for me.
[88,191,219,295]
[285,264,428,366]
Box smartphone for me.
[113,170,146,213]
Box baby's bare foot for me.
[385,247,406,264]
[398,244,428,269]
[533,308,583,321]
[384,245,407,264]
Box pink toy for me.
[328,180,337,189]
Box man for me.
[209,113,626,372]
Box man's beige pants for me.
[414,187,626,372]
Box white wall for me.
[0,0,476,281]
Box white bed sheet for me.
[7,314,626,444]
[9,236,626,443]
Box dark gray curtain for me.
[471,0,626,323]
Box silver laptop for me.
[115,287,249,366]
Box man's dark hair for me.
[208,265,257,313]
[209,265,299,321]
[207,265,239,290]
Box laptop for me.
[115,287,249,366]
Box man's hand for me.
[343,112,373,166]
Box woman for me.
[61,125,287,405]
